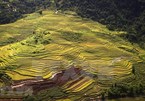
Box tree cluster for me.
[0,0,51,24]
[108,83,145,98]
[58,0,145,46]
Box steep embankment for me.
[0,11,145,100]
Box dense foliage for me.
[108,83,145,98]
[0,0,51,24]
[0,0,145,45]
[0,72,12,85]
[58,0,145,46]
[107,61,145,98]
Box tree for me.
[132,66,136,74]
[38,10,43,15]
[0,0,51,24]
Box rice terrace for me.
[0,0,145,101]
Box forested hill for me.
[59,0,145,28]
[0,0,51,24]
[0,0,145,47]
[60,0,145,29]
[58,0,145,46]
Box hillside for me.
[58,0,145,46]
[1,0,145,46]
[0,10,145,100]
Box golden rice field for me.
[0,10,145,100]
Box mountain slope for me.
[0,10,145,100]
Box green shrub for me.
[61,31,83,42]
[23,95,39,101]
[108,83,145,98]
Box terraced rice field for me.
[0,10,145,100]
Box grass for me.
[0,10,145,100]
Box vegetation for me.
[0,37,17,46]
[58,0,145,47]
[108,83,145,98]
[36,87,67,101]
[0,0,145,46]
[0,0,51,24]
[61,31,83,42]
[0,71,12,86]
[23,95,39,101]
[0,0,145,100]
[107,61,145,98]
[0,10,144,100]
